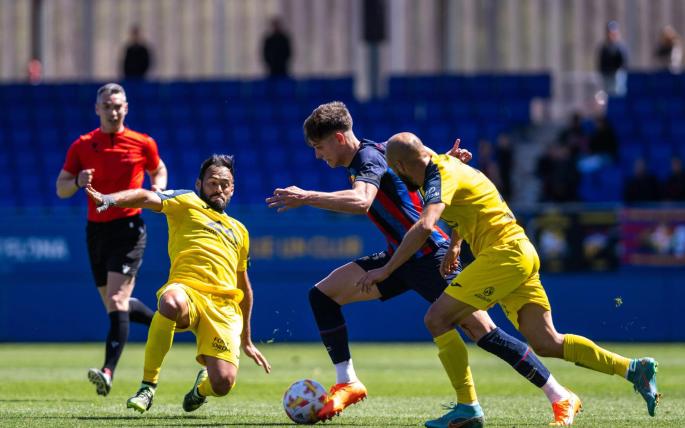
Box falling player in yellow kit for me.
[85,154,271,413]
[358,133,661,426]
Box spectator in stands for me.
[624,158,661,203]
[557,112,588,161]
[495,133,513,200]
[588,115,619,161]
[261,17,292,77]
[597,21,629,96]
[655,25,682,74]
[577,115,618,174]
[536,143,579,202]
[27,58,42,84]
[663,157,685,201]
[123,25,153,79]
[55,83,168,397]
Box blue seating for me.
[647,142,673,180]
[639,121,664,141]
[0,74,545,209]
[579,166,623,202]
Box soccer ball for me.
[282,379,328,424]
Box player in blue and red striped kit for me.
[267,102,575,427]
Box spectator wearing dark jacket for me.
[664,157,685,201]
[262,18,292,77]
[624,158,661,203]
[123,26,152,79]
[597,21,628,96]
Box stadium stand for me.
[600,72,685,201]
[0,74,550,207]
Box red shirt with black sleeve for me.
[62,127,161,222]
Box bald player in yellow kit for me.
[358,133,661,426]
[85,154,271,414]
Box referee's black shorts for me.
[86,214,146,287]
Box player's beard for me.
[397,172,420,192]
[199,189,230,212]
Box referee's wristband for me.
[74,176,82,189]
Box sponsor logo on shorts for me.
[474,287,495,302]
[212,337,230,353]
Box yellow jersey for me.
[422,154,527,257]
[157,190,249,301]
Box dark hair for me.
[198,154,235,180]
[303,101,353,145]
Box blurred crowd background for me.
[0,0,684,342]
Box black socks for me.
[308,287,350,364]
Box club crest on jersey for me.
[205,221,238,247]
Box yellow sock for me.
[142,312,176,384]
[563,334,630,376]
[198,376,221,397]
[434,329,477,404]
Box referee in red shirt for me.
[55,83,168,396]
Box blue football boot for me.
[424,402,484,428]
[627,357,661,416]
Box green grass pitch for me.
[0,342,682,427]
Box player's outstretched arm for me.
[237,271,271,373]
[357,202,446,292]
[266,180,378,214]
[85,184,163,213]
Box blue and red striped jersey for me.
[347,139,451,258]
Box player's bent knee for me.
[158,292,185,320]
[107,293,129,311]
[458,312,496,341]
[424,307,451,336]
[528,335,563,358]
[209,374,235,396]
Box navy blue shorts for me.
[354,247,459,303]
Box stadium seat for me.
[647,143,674,180]
[525,74,552,98]
[638,121,664,141]
[631,99,655,117]
[0,73,553,207]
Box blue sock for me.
[477,327,550,388]
[308,287,350,364]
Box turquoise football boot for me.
[627,357,661,416]
[424,402,484,428]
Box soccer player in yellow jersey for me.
[84,154,271,413]
[359,133,661,426]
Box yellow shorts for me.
[445,239,551,329]
[157,282,242,367]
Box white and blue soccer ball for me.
[283,379,328,424]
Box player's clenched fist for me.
[76,168,95,188]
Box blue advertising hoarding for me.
[0,206,683,343]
